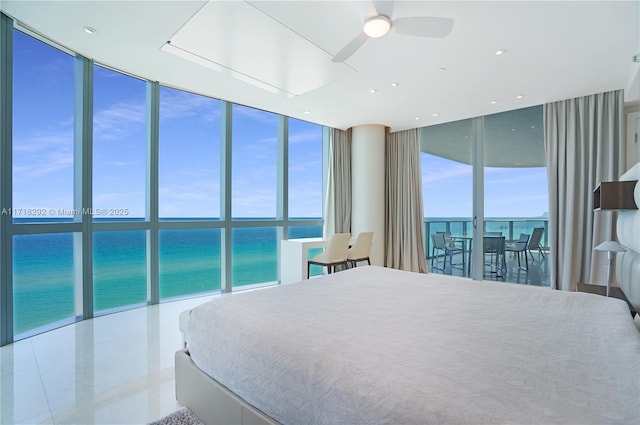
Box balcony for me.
[425,218,550,286]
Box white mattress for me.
[186,266,640,424]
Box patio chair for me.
[527,227,546,261]
[483,235,506,279]
[505,233,530,271]
[431,233,464,272]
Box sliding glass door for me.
[422,119,473,276]
[482,106,549,284]
[422,106,549,285]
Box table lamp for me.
[594,240,626,296]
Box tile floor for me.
[0,296,213,425]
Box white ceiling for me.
[2,1,639,132]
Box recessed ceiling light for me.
[83,26,97,35]
[495,49,506,55]
[511,128,516,132]
[531,125,536,129]
[391,82,399,87]
[415,117,421,120]
[303,110,311,114]
[432,113,440,117]
[369,89,377,94]
[490,100,498,104]
[516,94,524,99]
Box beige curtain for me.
[323,128,351,237]
[385,129,428,273]
[544,89,625,291]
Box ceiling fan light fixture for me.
[363,15,391,38]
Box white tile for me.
[0,347,52,425]
[3,294,215,425]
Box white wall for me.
[351,125,386,265]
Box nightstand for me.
[577,282,637,318]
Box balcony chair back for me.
[527,227,546,260]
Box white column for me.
[351,125,386,266]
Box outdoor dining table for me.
[450,234,506,278]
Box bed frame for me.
[175,349,278,425]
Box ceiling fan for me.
[332,2,453,63]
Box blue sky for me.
[422,154,549,218]
[12,29,546,221]
[12,30,323,219]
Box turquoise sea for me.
[13,222,322,335]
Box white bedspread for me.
[186,266,640,424]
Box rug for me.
[149,408,205,425]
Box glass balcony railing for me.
[425,217,549,260]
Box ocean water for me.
[13,224,322,335]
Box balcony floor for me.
[429,250,551,286]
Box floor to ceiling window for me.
[11,30,77,337]
[483,106,549,285]
[92,66,148,313]
[158,87,222,299]
[287,118,324,275]
[231,105,278,287]
[1,21,326,344]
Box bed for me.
[176,165,640,425]
[177,268,639,424]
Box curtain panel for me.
[544,89,625,291]
[323,128,352,237]
[385,129,428,273]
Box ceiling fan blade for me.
[392,17,454,38]
[371,0,394,18]
[332,32,369,63]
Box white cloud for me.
[93,101,145,142]
[160,89,221,122]
[106,160,138,167]
[422,163,472,184]
[289,128,322,144]
[233,105,277,124]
